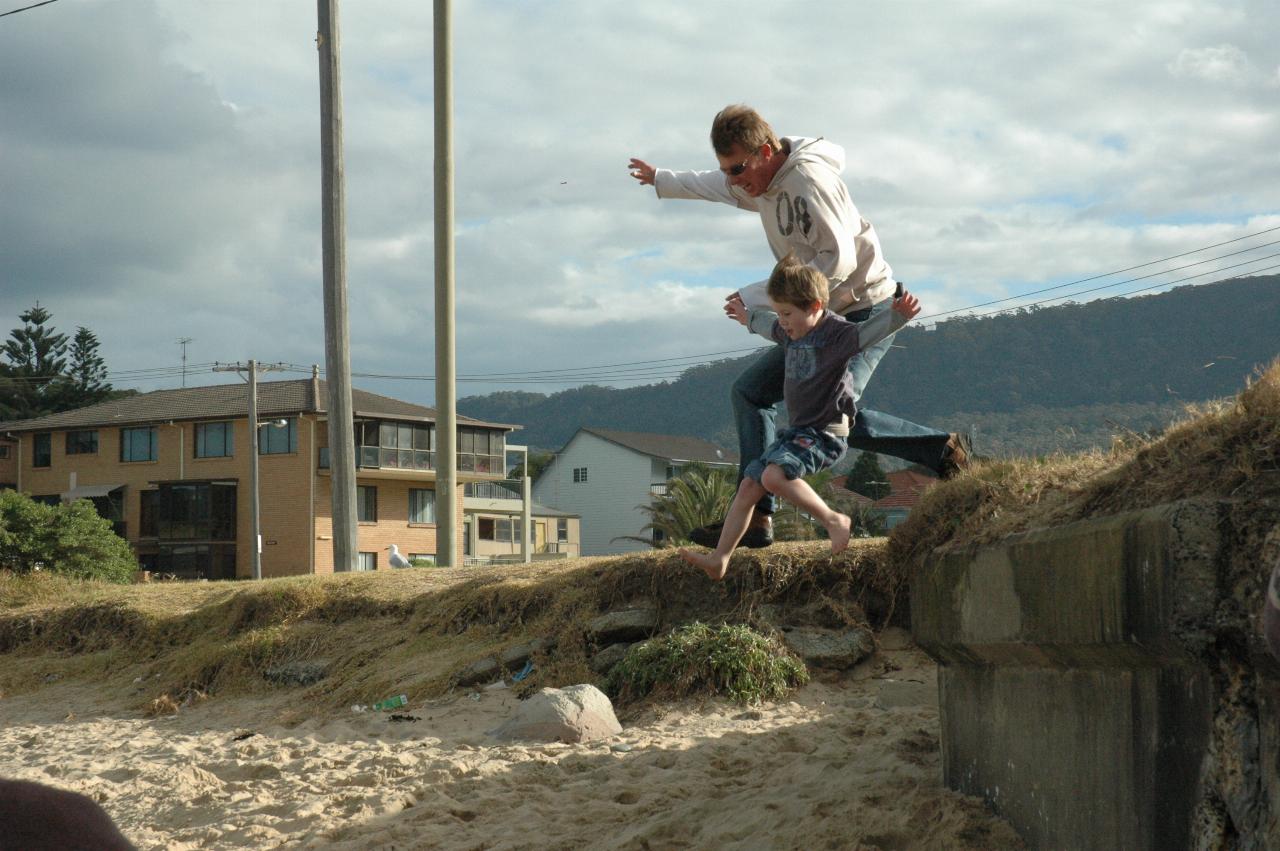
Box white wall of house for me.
[533,432,656,556]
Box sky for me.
[2,0,1278,405]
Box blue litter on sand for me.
[512,660,534,682]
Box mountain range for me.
[460,275,1280,459]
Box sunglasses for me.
[722,149,758,177]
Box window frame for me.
[65,430,99,456]
[120,427,158,463]
[573,466,588,483]
[409,488,436,525]
[195,421,234,459]
[258,417,298,456]
[33,433,52,468]
[357,485,378,523]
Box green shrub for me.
[606,621,808,705]
[0,491,137,583]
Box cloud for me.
[1168,44,1251,83]
[0,0,1277,405]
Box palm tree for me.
[617,464,736,548]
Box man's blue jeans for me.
[730,298,952,515]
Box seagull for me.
[386,544,412,569]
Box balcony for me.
[463,478,524,511]
[318,446,506,483]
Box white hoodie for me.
[652,136,896,314]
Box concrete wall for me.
[913,499,1279,850]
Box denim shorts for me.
[744,426,847,483]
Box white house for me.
[533,427,738,556]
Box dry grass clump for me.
[889,360,1280,575]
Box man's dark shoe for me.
[938,432,973,480]
[688,517,774,549]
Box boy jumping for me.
[680,254,921,581]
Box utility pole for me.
[433,0,458,568]
[214,360,288,580]
[317,0,358,573]
[177,337,193,387]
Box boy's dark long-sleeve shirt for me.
[747,307,908,432]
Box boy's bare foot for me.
[825,513,852,555]
[679,547,730,582]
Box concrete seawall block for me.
[912,500,1225,850]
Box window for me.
[120,427,158,462]
[156,481,236,541]
[195,422,234,458]
[558,518,569,543]
[156,543,236,581]
[478,517,520,543]
[258,418,297,455]
[65,430,98,455]
[365,420,433,470]
[573,467,588,483]
[357,485,377,522]
[0,444,10,459]
[33,433,51,467]
[459,427,503,474]
[409,488,435,524]
[139,490,159,537]
[356,551,377,572]
[408,553,435,566]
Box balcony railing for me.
[319,446,504,474]
[650,482,668,496]
[465,480,523,500]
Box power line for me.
[5,231,1275,392]
[920,223,1280,320]
[956,254,1280,321]
[0,0,59,19]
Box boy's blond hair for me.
[710,104,782,156]
[767,254,828,309]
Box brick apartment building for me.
[0,376,528,579]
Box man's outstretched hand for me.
[725,293,749,326]
[628,158,656,186]
[893,290,921,320]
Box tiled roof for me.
[872,467,939,510]
[0,379,513,433]
[578,427,738,466]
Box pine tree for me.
[62,326,112,409]
[0,304,68,420]
[845,451,890,500]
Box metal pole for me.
[248,359,262,580]
[510,444,531,563]
[521,474,532,564]
[317,0,359,573]
[433,0,458,568]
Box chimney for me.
[311,364,321,412]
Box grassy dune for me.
[3,360,1278,720]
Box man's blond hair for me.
[767,254,828,309]
[710,104,782,156]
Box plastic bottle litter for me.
[373,694,408,711]
[511,660,534,682]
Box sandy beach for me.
[0,631,1020,850]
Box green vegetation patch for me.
[607,621,809,706]
[0,491,137,583]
